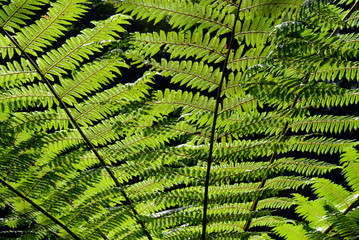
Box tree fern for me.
[1,0,359,239]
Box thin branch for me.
[201,5,241,240]
[0,26,153,240]
[242,89,301,231]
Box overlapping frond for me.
[0,0,161,239]
[274,147,359,240]
[1,0,359,239]
[114,0,359,239]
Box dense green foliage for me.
[0,0,358,239]
[274,148,359,240]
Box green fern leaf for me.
[340,147,359,192]
[37,14,130,79]
[0,0,48,32]
[16,0,89,56]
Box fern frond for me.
[152,59,222,92]
[0,58,38,89]
[118,0,235,34]
[274,157,338,176]
[37,14,130,79]
[311,178,353,211]
[70,82,149,125]
[265,176,312,191]
[0,0,48,32]
[151,89,216,122]
[227,46,271,71]
[256,197,296,211]
[57,58,127,103]
[293,194,331,230]
[340,147,359,192]
[273,223,309,240]
[290,115,359,134]
[11,109,70,132]
[131,30,226,62]
[286,136,357,155]
[16,0,89,56]
[249,215,290,229]
[0,34,16,59]
[0,82,55,112]
[329,207,359,239]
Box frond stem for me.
[201,5,241,240]
[0,179,80,240]
[329,0,359,38]
[0,27,153,240]
[243,81,302,231]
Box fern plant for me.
[0,0,359,239]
